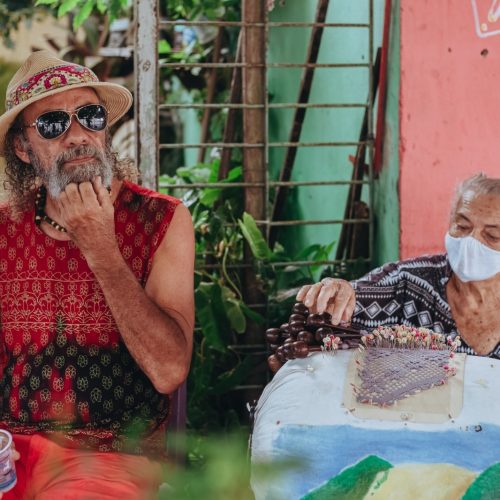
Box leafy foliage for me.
[161,160,337,431]
[162,160,262,431]
[165,0,240,20]
[34,0,130,29]
[161,430,302,500]
[0,0,46,48]
[238,210,340,324]
[0,59,20,114]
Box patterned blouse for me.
[350,253,500,359]
[0,181,181,457]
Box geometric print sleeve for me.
[350,260,406,329]
[349,254,457,335]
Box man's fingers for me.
[56,187,71,212]
[56,183,82,217]
[63,182,80,202]
[78,181,100,208]
[92,177,112,208]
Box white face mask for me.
[445,233,500,282]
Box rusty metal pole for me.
[242,0,266,294]
[242,2,266,222]
[134,0,159,191]
[242,0,267,403]
[219,34,243,180]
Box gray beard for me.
[28,144,114,198]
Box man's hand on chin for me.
[52,176,118,267]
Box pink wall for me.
[400,0,500,259]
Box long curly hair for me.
[3,119,138,218]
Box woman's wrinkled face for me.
[449,190,500,251]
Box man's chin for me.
[63,157,95,168]
[46,174,112,198]
[61,160,101,175]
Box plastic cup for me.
[0,430,16,493]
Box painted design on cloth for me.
[0,182,180,456]
[289,425,500,499]
[6,64,98,110]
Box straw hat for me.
[0,50,133,156]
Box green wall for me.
[267,0,399,270]
[177,0,401,268]
[373,0,399,265]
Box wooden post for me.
[242,0,266,396]
[134,0,159,190]
[242,0,266,224]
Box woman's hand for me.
[296,277,356,325]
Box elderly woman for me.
[297,172,500,359]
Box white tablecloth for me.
[251,351,500,499]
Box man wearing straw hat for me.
[0,50,194,497]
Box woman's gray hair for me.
[450,172,500,219]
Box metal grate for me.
[134,0,376,393]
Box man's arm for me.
[54,177,195,394]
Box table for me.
[251,350,500,499]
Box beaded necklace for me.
[34,186,67,233]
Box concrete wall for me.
[399,0,500,259]
[373,0,400,265]
[268,0,388,271]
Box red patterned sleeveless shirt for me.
[0,181,181,457]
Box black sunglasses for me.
[24,104,108,140]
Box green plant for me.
[0,59,19,114]
[34,0,130,29]
[162,160,264,431]
[162,160,338,431]
[238,211,338,324]
[0,0,50,47]
[165,0,240,20]
[161,430,301,500]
